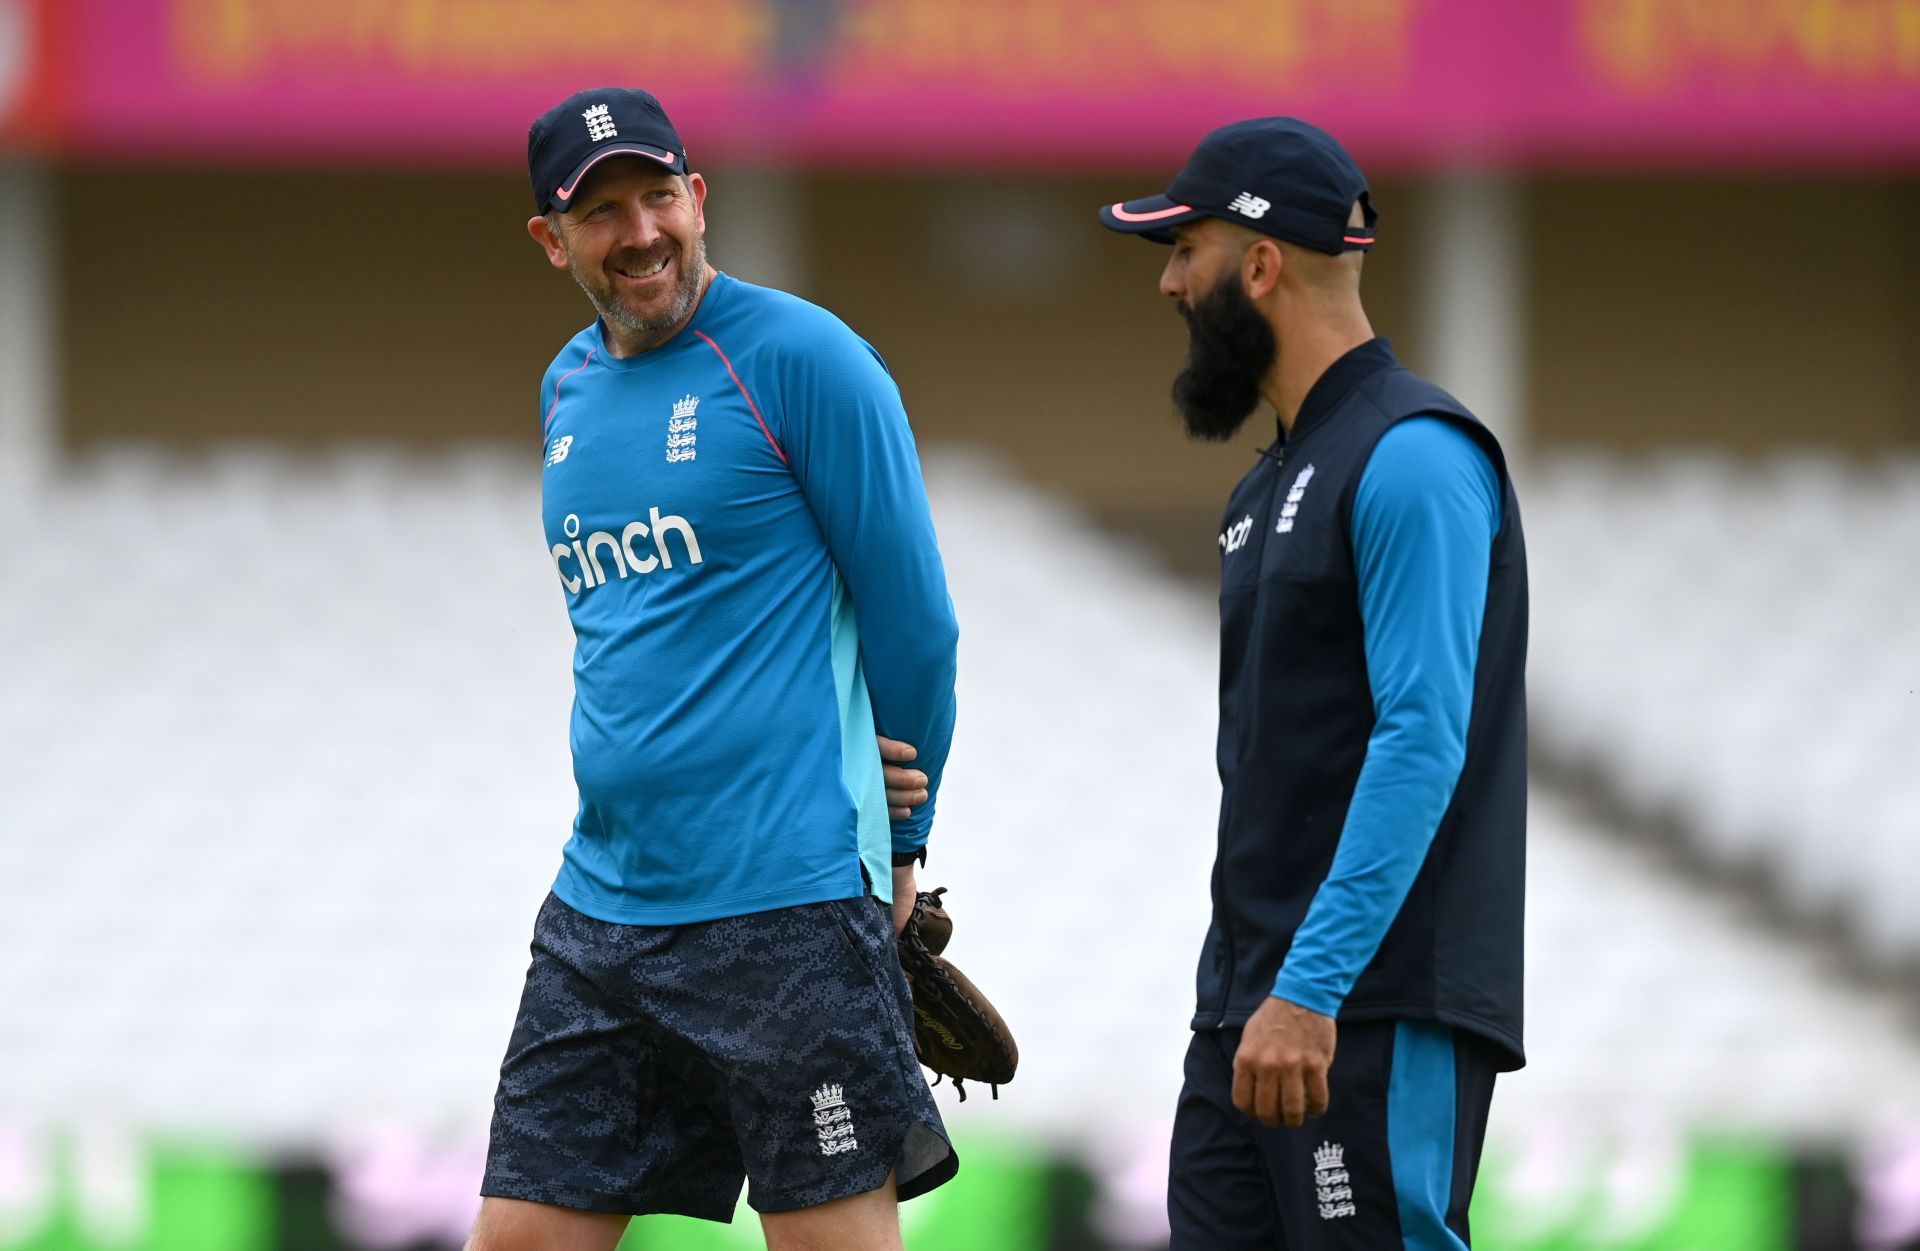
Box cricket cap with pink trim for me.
[529,88,689,215]
[1099,117,1376,254]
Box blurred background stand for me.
[0,159,55,510]
[3,1,1920,1248]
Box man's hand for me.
[1232,996,1337,1129]
[878,735,928,819]
[891,864,917,935]
[878,737,925,934]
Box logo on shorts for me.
[1228,192,1272,220]
[1277,464,1316,534]
[668,394,698,463]
[582,103,618,142]
[1313,1141,1356,1220]
[810,1084,859,1157]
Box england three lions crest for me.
[810,1084,858,1156]
[1313,1140,1355,1220]
[667,394,698,464]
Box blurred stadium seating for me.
[1528,452,1920,972]
[5,445,1920,1249]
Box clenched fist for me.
[1232,996,1336,1128]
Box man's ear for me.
[527,214,570,271]
[687,173,708,235]
[1242,237,1283,301]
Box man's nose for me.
[1159,257,1185,300]
[619,201,663,246]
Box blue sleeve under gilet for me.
[1271,417,1501,1015]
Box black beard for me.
[1172,274,1277,443]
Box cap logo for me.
[582,104,618,142]
[1228,193,1271,220]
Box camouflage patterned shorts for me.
[480,892,956,1220]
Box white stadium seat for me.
[1,443,1917,1156]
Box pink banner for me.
[35,0,1920,168]
[0,0,64,147]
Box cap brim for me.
[1099,194,1208,244]
[549,142,686,211]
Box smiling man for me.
[469,88,960,1251]
[1100,119,1530,1249]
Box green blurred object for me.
[1470,1139,1790,1251]
[0,1131,1800,1251]
[145,1148,274,1251]
[2,1143,272,1251]
[618,1134,1048,1251]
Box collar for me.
[1284,337,1397,445]
[593,270,731,367]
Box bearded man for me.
[1101,118,1531,1250]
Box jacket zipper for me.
[1215,444,1284,1024]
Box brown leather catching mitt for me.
[897,887,1018,1100]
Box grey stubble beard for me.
[574,229,709,342]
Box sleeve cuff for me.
[1271,974,1342,1019]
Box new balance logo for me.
[667,394,698,463]
[1314,1141,1356,1220]
[811,1085,858,1157]
[551,507,703,596]
[545,435,573,467]
[582,104,618,142]
[1228,192,1271,220]
[1276,464,1316,534]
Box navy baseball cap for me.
[1099,117,1376,254]
[529,88,689,215]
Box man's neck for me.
[1264,312,1374,436]
[602,265,718,358]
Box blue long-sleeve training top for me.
[536,271,958,925]
[1271,417,1502,1014]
